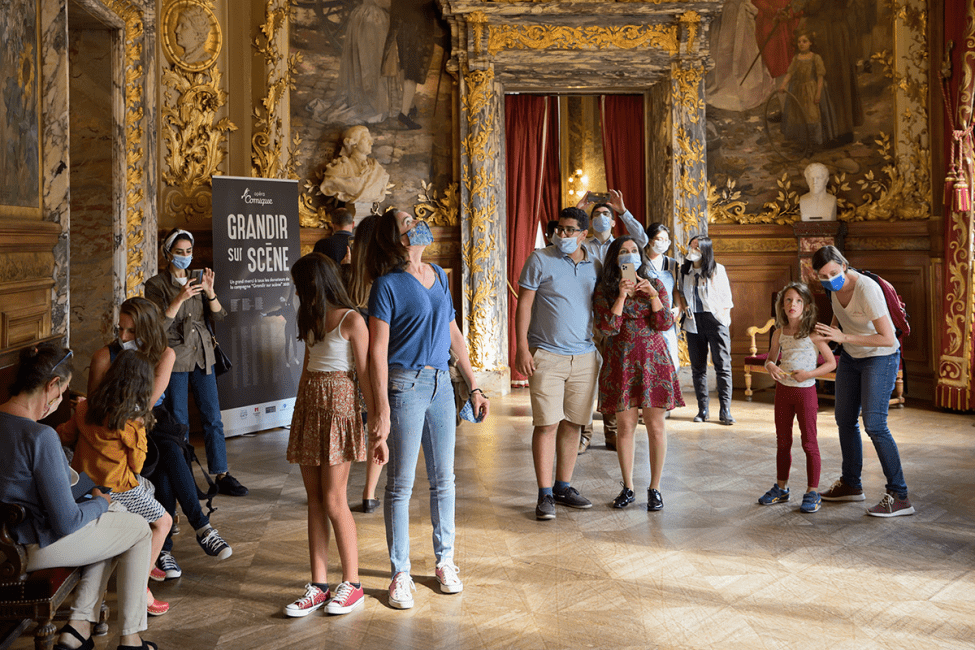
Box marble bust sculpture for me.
[319,125,390,205]
[799,162,837,222]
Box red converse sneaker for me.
[284,584,330,617]
[325,581,364,615]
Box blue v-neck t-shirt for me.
[369,265,455,371]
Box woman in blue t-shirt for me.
[366,209,489,610]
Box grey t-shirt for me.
[519,246,600,356]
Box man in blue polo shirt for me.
[515,207,602,520]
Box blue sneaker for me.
[800,491,822,513]
[758,484,790,505]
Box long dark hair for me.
[8,343,73,396]
[291,253,358,343]
[366,208,409,281]
[775,282,817,338]
[86,350,155,431]
[119,297,168,365]
[348,213,379,309]
[597,236,652,301]
[680,235,717,279]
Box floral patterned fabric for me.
[594,277,685,413]
[288,370,366,466]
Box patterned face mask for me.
[406,221,434,247]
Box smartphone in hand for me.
[191,269,204,284]
[587,191,610,203]
[621,262,637,284]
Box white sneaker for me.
[388,572,415,609]
[435,560,463,594]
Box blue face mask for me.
[820,271,845,292]
[618,253,642,270]
[406,221,434,247]
[557,235,579,255]
[171,254,192,270]
[592,215,612,233]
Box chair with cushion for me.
[0,503,107,650]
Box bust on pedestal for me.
[319,125,391,208]
[799,162,837,222]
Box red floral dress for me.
[594,278,684,413]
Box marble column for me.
[457,61,508,389]
[670,57,709,251]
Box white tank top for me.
[306,310,353,373]
[778,333,818,388]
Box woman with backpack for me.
[811,246,914,517]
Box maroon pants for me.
[774,383,821,488]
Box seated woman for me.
[0,343,157,650]
[88,298,232,582]
[59,351,172,616]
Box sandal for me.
[53,623,94,650]
[118,641,158,650]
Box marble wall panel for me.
[69,27,115,391]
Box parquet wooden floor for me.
[12,391,975,649]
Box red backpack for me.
[857,269,911,340]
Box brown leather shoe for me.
[605,433,617,451]
[578,436,591,454]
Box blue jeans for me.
[154,437,209,553]
[834,350,907,498]
[384,368,456,577]
[166,366,228,475]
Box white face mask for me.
[686,250,702,263]
[120,339,140,352]
[652,240,671,255]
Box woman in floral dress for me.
[594,236,684,512]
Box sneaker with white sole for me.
[435,561,463,594]
[820,478,865,501]
[388,572,415,609]
[284,584,330,617]
[156,551,182,579]
[325,581,364,615]
[866,492,915,518]
[197,527,233,560]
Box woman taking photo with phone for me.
[594,236,683,511]
[145,228,248,497]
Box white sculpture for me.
[319,125,390,205]
[799,162,837,222]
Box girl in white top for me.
[284,253,387,618]
[761,282,836,513]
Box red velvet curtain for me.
[600,95,646,234]
[505,95,559,382]
[936,0,975,410]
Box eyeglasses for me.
[554,226,583,236]
[51,350,73,373]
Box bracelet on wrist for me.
[208,295,218,301]
[470,388,488,399]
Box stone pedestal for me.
[793,221,847,291]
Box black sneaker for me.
[613,484,635,509]
[553,486,592,509]
[648,488,664,511]
[362,498,380,513]
[535,494,556,520]
[216,473,249,496]
[197,527,233,559]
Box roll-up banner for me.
[211,176,303,437]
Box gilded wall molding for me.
[252,0,302,180]
[671,60,708,247]
[415,181,460,226]
[460,65,503,370]
[97,0,153,297]
[160,0,236,222]
[487,24,680,57]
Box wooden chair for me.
[742,296,905,407]
[0,503,108,650]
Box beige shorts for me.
[527,348,601,427]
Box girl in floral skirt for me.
[283,253,386,617]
